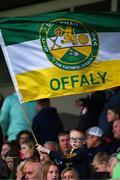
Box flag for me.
[0,12,120,103]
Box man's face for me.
[113,120,120,139]
[24,162,40,180]
[107,110,118,122]
[44,143,57,151]
[86,135,98,148]
[58,135,70,153]
[70,130,85,150]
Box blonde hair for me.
[92,152,109,169]
[70,129,86,138]
[40,161,59,180]
[61,167,79,180]
[17,159,28,172]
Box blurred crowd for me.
[0,87,120,179]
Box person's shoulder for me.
[48,107,57,111]
[3,93,17,103]
[33,112,40,121]
[74,147,88,155]
[42,107,57,113]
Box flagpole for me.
[20,104,38,145]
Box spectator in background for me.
[85,127,109,163]
[40,161,59,180]
[0,142,19,179]
[16,159,28,180]
[17,130,34,147]
[61,167,79,180]
[110,119,120,153]
[107,153,118,177]
[32,98,64,145]
[107,106,120,123]
[0,142,11,160]
[75,91,106,131]
[44,141,58,152]
[0,92,37,142]
[58,130,71,155]
[23,159,41,180]
[105,106,120,141]
[16,159,41,180]
[92,152,109,172]
[99,86,120,136]
[38,141,58,163]
[5,150,20,179]
[0,159,10,179]
[91,152,110,179]
[20,140,39,160]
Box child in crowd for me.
[91,152,110,179]
[40,160,59,180]
[92,152,109,172]
[36,128,89,179]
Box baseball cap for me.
[86,127,104,137]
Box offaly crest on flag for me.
[40,18,99,70]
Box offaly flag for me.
[0,12,120,103]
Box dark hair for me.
[58,130,70,139]
[0,159,10,179]
[78,98,90,107]
[17,130,34,142]
[40,161,59,180]
[1,142,12,151]
[21,140,40,160]
[107,106,120,117]
[5,150,20,179]
[5,149,19,159]
[37,98,50,106]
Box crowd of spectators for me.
[0,87,120,179]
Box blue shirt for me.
[0,93,37,141]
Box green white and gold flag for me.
[0,12,120,102]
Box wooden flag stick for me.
[20,104,38,144]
